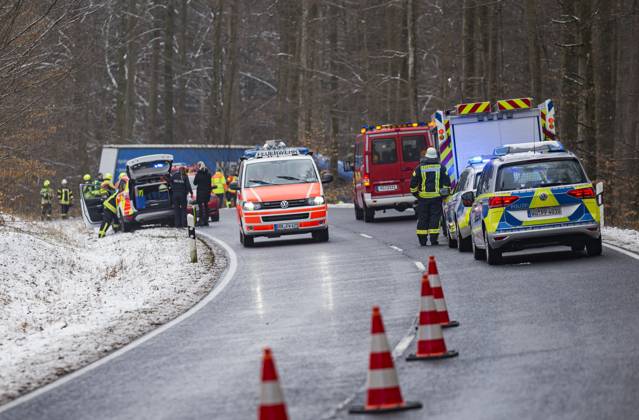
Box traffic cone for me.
[428,256,459,328]
[259,347,288,420]
[349,306,422,414]
[407,275,458,361]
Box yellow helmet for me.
[104,173,113,181]
[83,174,91,181]
[43,180,50,187]
[118,172,127,180]
[101,180,115,190]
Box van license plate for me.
[376,184,398,192]
[276,223,298,231]
[528,207,561,217]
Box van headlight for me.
[242,201,261,211]
[308,196,325,206]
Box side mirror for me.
[229,182,239,191]
[321,173,334,184]
[461,191,475,207]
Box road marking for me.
[603,242,639,261]
[389,245,403,252]
[359,233,373,239]
[0,233,238,414]
[414,261,425,272]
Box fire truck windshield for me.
[244,159,319,188]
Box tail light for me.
[488,195,519,208]
[567,187,595,199]
[363,177,371,187]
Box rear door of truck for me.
[368,134,401,197]
[398,131,429,195]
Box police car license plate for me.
[276,223,298,231]
[528,207,561,217]
[376,184,398,192]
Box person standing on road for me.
[212,168,226,206]
[57,179,73,219]
[226,174,238,208]
[193,161,212,226]
[40,180,54,221]
[171,166,192,228]
[410,147,450,246]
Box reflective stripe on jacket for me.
[212,172,226,194]
[409,157,450,199]
[40,187,53,205]
[102,192,118,214]
[57,188,73,205]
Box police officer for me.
[170,166,193,228]
[57,179,74,219]
[98,181,118,238]
[193,161,212,226]
[410,147,450,246]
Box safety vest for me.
[411,164,442,199]
[212,172,226,194]
[58,188,73,205]
[227,176,237,193]
[40,187,53,205]
[102,191,118,214]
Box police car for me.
[466,142,602,264]
[443,156,489,252]
[232,142,333,247]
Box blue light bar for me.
[494,141,566,156]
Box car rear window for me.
[372,138,397,164]
[401,135,427,162]
[496,159,587,191]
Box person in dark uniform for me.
[410,147,450,246]
[193,161,212,226]
[171,166,193,228]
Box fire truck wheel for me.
[363,202,375,223]
[354,200,364,220]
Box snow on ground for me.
[603,226,639,254]
[0,214,224,405]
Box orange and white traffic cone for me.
[428,256,459,328]
[407,275,458,361]
[349,306,422,414]
[259,347,289,420]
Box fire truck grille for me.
[261,199,308,209]
[262,213,309,222]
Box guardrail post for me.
[187,213,197,263]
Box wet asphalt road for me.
[2,207,639,420]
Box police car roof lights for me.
[468,155,494,165]
[493,141,565,156]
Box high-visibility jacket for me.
[212,171,226,194]
[102,191,118,215]
[57,188,73,205]
[40,187,53,205]
[409,157,450,199]
[227,176,237,193]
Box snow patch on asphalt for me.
[0,215,223,405]
[603,226,639,254]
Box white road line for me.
[414,261,426,272]
[389,245,403,252]
[359,233,373,239]
[0,232,238,414]
[603,242,639,261]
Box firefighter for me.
[170,166,193,228]
[226,173,238,208]
[212,168,226,207]
[40,180,54,221]
[193,161,212,226]
[98,181,119,238]
[57,179,74,219]
[82,174,94,199]
[410,147,450,246]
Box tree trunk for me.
[577,0,595,176]
[487,3,500,102]
[525,0,542,103]
[124,0,137,142]
[462,0,476,102]
[559,4,579,151]
[296,0,310,145]
[176,0,188,142]
[148,4,160,143]
[164,0,175,143]
[208,0,224,143]
[221,0,239,145]
[406,0,417,120]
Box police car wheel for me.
[484,229,502,265]
[472,234,486,261]
[447,223,457,248]
[585,236,602,257]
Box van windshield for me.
[496,159,587,191]
[244,159,318,187]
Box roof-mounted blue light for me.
[494,141,566,156]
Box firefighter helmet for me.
[83,174,91,181]
[43,180,50,187]
[104,173,113,181]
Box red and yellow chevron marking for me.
[496,98,532,111]
[456,101,491,115]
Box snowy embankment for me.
[603,226,639,254]
[0,215,224,405]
